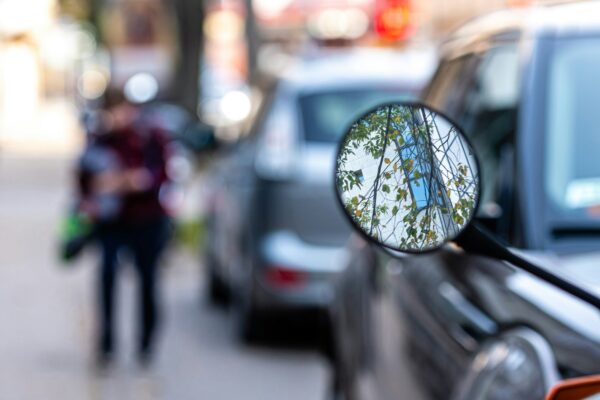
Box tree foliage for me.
[337,104,478,251]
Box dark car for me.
[332,3,600,400]
[203,48,435,341]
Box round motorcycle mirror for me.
[335,102,481,253]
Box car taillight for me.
[265,266,305,287]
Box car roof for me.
[535,1,600,34]
[443,1,600,53]
[278,47,436,93]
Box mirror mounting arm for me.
[456,223,600,311]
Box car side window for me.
[425,55,480,116]
[459,44,520,244]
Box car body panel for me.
[332,3,600,400]
[204,48,435,313]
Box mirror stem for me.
[457,223,600,311]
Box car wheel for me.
[325,313,352,400]
[232,277,262,343]
[318,311,335,361]
[328,301,360,400]
[331,336,359,400]
[203,224,230,305]
[206,256,229,305]
[326,379,350,400]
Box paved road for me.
[0,154,329,400]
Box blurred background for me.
[0,0,585,399]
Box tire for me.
[203,225,230,305]
[331,321,359,400]
[318,311,336,361]
[324,312,355,400]
[329,271,366,400]
[231,231,263,343]
[206,258,229,305]
[232,288,261,343]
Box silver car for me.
[203,48,435,341]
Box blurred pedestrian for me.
[76,89,171,367]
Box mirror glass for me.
[335,102,480,252]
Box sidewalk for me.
[0,154,328,400]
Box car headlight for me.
[453,328,559,400]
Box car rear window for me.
[299,88,414,143]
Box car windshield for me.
[545,36,600,223]
[299,88,415,143]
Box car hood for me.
[514,249,600,294]
[506,249,600,342]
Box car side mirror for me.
[546,376,600,400]
[334,101,600,311]
[335,101,480,252]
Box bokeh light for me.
[124,73,159,104]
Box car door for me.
[397,38,523,396]
[362,37,523,400]
[341,51,479,400]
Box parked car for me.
[331,3,600,400]
[203,48,435,341]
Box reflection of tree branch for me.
[369,105,392,236]
[339,104,478,251]
[350,152,401,210]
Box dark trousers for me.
[97,217,169,355]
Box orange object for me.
[373,0,413,42]
[546,375,600,400]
